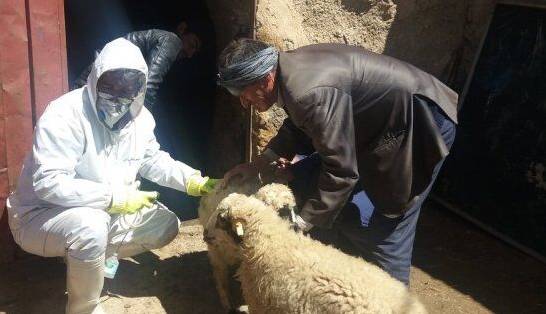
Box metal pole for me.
[246,0,258,163]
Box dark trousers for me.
[289,96,456,285]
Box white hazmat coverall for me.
[6,38,201,314]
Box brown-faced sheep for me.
[198,179,296,312]
[213,193,427,314]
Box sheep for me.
[198,178,297,313]
[198,177,261,312]
[213,193,427,314]
[253,183,297,222]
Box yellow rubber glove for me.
[201,178,219,194]
[186,175,220,196]
[109,188,158,215]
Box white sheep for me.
[213,193,427,314]
[198,179,296,312]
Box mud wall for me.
[206,0,253,175]
[253,0,496,157]
[205,0,496,167]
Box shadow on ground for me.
[1,208,545,313]
[412,202,546,313]
[104,251,222,313]
[0,255,66,314]
[0,222,222,314]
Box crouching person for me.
[6,38,217,314]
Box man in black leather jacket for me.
[74,25,200,111]
[219,39,458,285]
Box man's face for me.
[96,69,145,130]
[176,22,201,59]
[239,72,276,112]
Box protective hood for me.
[87,38,148,130]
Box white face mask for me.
[96,91,134,130]
[95,68,146,130]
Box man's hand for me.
[222,153,286,188]
[187,175,220,196]
[200,178,219,195]
[109,187,158,215]
[273,157,295,182]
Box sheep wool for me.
[215,193,427,314]
[199,180,298,312]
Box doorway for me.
[64,0,217,219]
[437,3,546,259]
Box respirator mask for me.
[96,69,146,131]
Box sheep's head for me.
[253,183,297,221]
[213,193,277,245]
[202,204,244,260]
[202,193,257,251]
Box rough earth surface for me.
[1,203,545,314]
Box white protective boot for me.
[66,254,106,314]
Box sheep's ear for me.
[234,220,245,237]
[215,211,230,230]
[215,211,244,243]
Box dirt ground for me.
[1,201,545,314]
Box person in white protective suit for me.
[6,38,217,314]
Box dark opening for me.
[65,0,217,220]
[436,4,546,257]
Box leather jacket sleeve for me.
[298,87,359,228]
[124,30,182,110]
